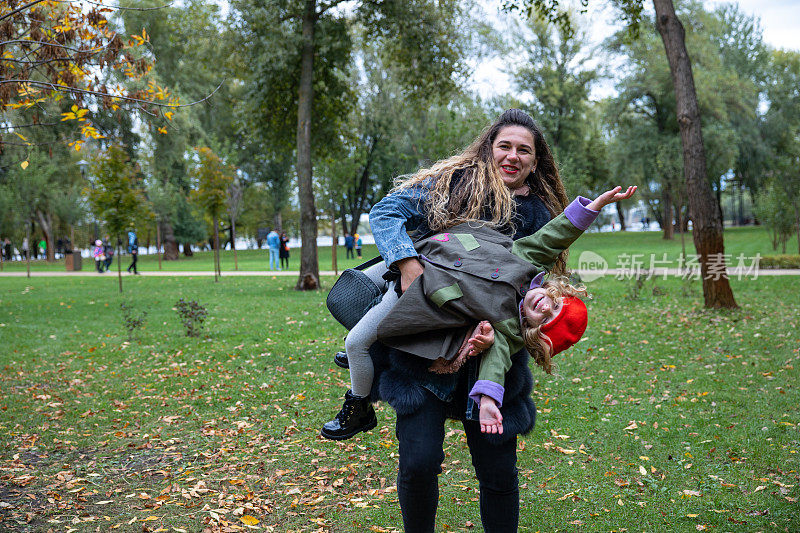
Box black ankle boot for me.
[320,390,377,440]
[334,351,349,369]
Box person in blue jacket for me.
[266,228,281,271]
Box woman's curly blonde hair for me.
[392,110,570,272]
[521,276,588,374]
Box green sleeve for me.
[477,317,525,387]
[511,213,585,272]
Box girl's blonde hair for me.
[521,276,588,374]
[392,109,570,262]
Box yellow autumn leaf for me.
[240,515,259,525]
[141,515,159,521]
[20,161,29,169]
[14,132,27,141]
[157,126,167,135]
[638,465,647,476]
[164,111,174,120]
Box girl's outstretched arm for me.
[586,186,637,211]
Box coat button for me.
[491,269,499,279]
[520,285,527,296]
[454,259,463,267]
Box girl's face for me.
[492,125,536,190]
[522,287,562,327]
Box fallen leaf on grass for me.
[754,485,766,492]
[682,490,701,497]
[95,500,113,505]
[240,515,259,525]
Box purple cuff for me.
[564,196,599,231]
[469,380,505,408]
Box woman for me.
[279,232,290,270]
[362,109,569,532]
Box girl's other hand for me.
[466,321,495,356]
[587,185,637,211]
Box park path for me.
[0,268,798,277]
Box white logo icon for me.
[578,251,607,282]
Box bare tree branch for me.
[0,0,174,23]
[0,122,61,130]
[1,78,225,109]
[1,39,111,55]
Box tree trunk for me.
[654,0,737,308]
[116,239,123,293]
[794,202,800,255]
[156,222,162,270]
[273,212,283,233]
[36,209,55,262]
[161,220,179,260]
[662,188,674,240]
[295,0,320,291]
[331,208,338,276]
[213,214,220,282]
[183,243,194,257]
[231,218,239,271]
[26,224,31,278]
[145,229,150,255]
[615,202,627,231]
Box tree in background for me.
[88,145,150,292]
[191,147,234,282]
[762,49,800,253]
[0,153,56,277]
[1,0,178,153]
[505,0,737,308]
[120,0,232,260]
[233,0,472,290]
[226,178,244,270]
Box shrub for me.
[759,255,800,269]
[175,298,209,337]
[120,302,147,342]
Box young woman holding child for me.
[323,109,634,532]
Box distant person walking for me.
[279,232,290,270]
[103,238,114,271]
[354,233,362,259]
[344,233,354,259]
[3,238,11,261]
[127,228,139,275]
[92,239,105,273]
[266,228,281,271]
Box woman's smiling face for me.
[492,125,536,190]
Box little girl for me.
[321,186,635,441]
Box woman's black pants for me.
[395,390,519,532]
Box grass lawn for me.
[3,226,798,274]
[0,273,797,532]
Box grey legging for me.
[344,263,397,397]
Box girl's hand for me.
[479,396,503,434]
[466,321,495,357]
[586,185,637,211]
[396,257,425,293]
